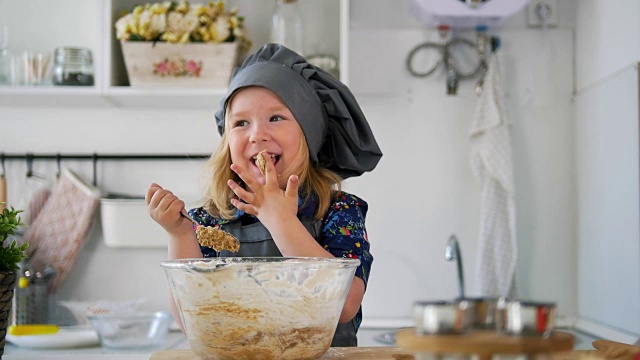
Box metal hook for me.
[56,153,62,179]
[92,153,98,187]
[26,153,34,178]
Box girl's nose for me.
[249,123,271,143]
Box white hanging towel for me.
[469,53,518,298]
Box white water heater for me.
[407,0,530,28]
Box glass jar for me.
[52,47,94,86]
[307,53,339,79]
[270,0,304,56]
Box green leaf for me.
[129,34,145,41]
[0,205,29,271]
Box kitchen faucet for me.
[372,235,466,347]
[445,234,465,299]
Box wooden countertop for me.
[150,338,640,360]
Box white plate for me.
[6,327,100,349]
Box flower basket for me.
[121,41,240,88]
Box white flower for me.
[192,4,208,17]
[115,0,250,45]
[150,13,166,34]
[167,11,199,41]
[115,13,137,40]
[210,15,231,43]
[181,11,199,34]
[149,1,171,15]
[138,9,155,40]
[175,0,189,14]
[166,11,183,35]
[137,10,166,40]
[206,1,224,19]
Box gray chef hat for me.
[214,43,382,179]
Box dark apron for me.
[219,218,358,347]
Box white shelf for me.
[104,86,228,108]
[0,86,110,107]
[0,0,349,109]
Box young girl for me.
[146,43,382,347]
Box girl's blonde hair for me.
[203,131,342,221]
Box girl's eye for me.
[233,120,249,127]
[269,115,284,122]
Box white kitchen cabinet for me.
[0,0,348,109]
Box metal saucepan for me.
[414,300,475,335]
[495,299,556,336]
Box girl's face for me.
[226,87,306,189]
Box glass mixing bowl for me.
[87,311,172,350]
[161,257,360,360]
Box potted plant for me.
[114,0,252,88]
[0,205,29,357]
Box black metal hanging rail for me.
[1,152,211,186]
[0,153,210,161]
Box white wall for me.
[574,0,640,341]
[1,0,579,327]
[575,0,640,90]
[347,0,577,326]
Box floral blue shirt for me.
[188,191,373,331]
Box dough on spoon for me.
[196,225,240,252]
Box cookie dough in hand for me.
[256,149,267,176]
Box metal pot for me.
[495,299,556,336]
[413,300,475,334]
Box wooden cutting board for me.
[592,339,640,359]
[396,328,575,355]
[150,347,415,360]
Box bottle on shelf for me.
[0,24,10,85]
[269,0,305,56]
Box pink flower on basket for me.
[167,59,184,76]
[185,60,202,77]
[153,56,202,78]
[154,60,169,76]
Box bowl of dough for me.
[161,257,360,360]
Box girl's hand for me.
[145,183,192,237]
[227,159,299,228]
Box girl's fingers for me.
[146,184,185,216]
[166,197,186,215]
[231,198,256,215]
[227,179,253,203]
[264,153,275,179]
[145,187,159,206]
[230,163,262,190]
[285,175,299,199]
[148,189,168,210]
